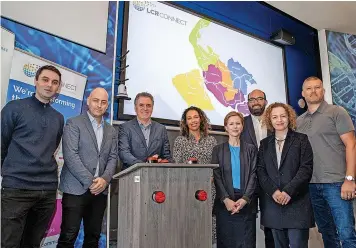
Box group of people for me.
[210,77,356,248]
[1,64,355,248]
[1,65,118,248]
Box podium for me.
[112,163,218,248]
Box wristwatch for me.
[345,175,355,181]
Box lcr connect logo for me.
[23,63,40,77]
[132,1,156,11]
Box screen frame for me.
[117,1,289,130]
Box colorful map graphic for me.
[327,31,356,126]
[173,19,256,115]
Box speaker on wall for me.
[270,29,295,45]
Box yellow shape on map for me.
[173,69,214,110]
[215,60,238,101]
[224,88,238,101]
[216,60,233,88]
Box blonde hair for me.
[224,111,244,127]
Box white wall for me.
[318,29,333,104]
[1,1,109,53]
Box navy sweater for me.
[1,95,64,190]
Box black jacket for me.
[241,115,272,148]
[257,129,315,229]
[212,141,258,213]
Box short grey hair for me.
[134,92,154,106]
[303,76,323,89]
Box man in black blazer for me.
[241,89,275,248]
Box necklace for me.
[275,137,286,151]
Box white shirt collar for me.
[87,111,104,126]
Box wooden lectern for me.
[112,163,218,248]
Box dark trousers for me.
[264,227,275,248]
[57,191,107,248]
[1,188,56,248]
[215,201,256,248]
[271,228,309,248]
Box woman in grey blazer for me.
[213,111,258,248]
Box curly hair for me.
[263,102,297,132]
[180,106,211,137]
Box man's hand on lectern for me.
[152,154,162,163]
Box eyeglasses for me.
[248,97,265,103]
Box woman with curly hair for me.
[173,106,217,246]
[257,102,315,248]
[173,106,217,164]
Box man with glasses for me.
[297,76,356,247]
[241,89,275,248]
[118,92,172,170]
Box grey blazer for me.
[59,113,118,195]
[118,118,172,170]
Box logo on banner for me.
[22,63,78,94]
[23,63,40,77]
[132,1,187,26]
[132,1,155,11]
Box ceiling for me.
[266,1,356,35]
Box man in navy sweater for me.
[1,65,64,248]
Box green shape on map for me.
[189,19,219,71]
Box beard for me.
[307,99,323,104]
[306,94,324,105]
[248,104,266,116]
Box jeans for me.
[57,191,107,248]
[1,188,57,248]
[309,183,356,248]
[271,228,309,248]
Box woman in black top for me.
[213,111,258,248]
[257,103,314,248]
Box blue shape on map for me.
[227,58,256,95]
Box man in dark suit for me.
[57,87,118,247]
[241,89,275,248]
[118,92,172,169]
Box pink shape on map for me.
[205,81,229,107]
[203,64,222,83]
[203,64,249,113]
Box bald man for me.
[58,88,118,247]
